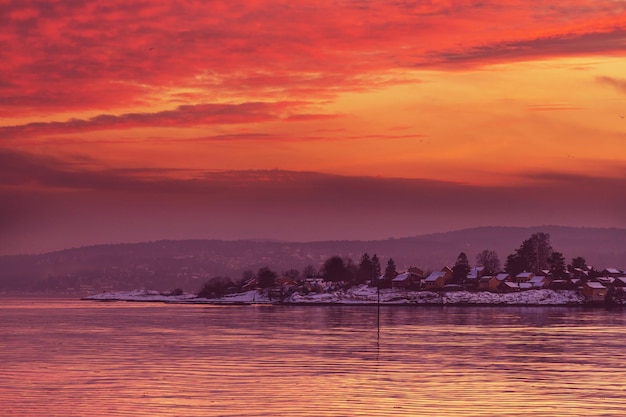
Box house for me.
[549,279,576,290]
[408,267,425,278]
[423,267,453,290]
[392,272,420,289]
[571,268,589,280]
[596,276,614,287]
[465,267,485,289]
[242,278,258,291]
[612,277,626,288]
[529,275,550,289]
[582,281,607,302]
[478,276,494,291]
[483,273,510,292]
[602,268,623,278]
[515,272,534,283]
[498,281,520,293]
[467,267,485,280]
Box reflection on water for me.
[1,299,626,416]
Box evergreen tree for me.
[384,258,398,281]
[357,253,374,284]
[571,256,587,270]
[197,276,235,298]
[504,253,524,276]
[321,256,351,282]
[257,267,277,288]
[548,251,567,278]
[452,252,471,284]
[371,254,382,279]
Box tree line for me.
[197,232,597,297]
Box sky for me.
[2,0,626,255]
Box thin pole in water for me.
[377,282,380,342]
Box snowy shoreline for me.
[82,286,590,306]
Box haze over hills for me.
[1,226,624,293]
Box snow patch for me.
[83,286,586,305]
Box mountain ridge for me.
[1,225,624,293]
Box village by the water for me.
[85,232,626,307]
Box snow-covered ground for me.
[82,289,198,302]
[83,285,586,305]
[82,289,272,304]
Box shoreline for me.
[80,287,613,307]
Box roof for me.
[495,273,509,281]
[516,272,534,278]
[586,281,606,289]
[467,267,484,279]
[392,272,412,282]
[425,271,446,282]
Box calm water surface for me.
[2,298,626,416]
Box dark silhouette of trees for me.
[357,253,377,284]
[505,253,524,277]
[374,258,398,289]
[169,287,184,296]
[452,252,470,284]
[321,256,353,282]
[197,276,235,298]
[548,251,567,278]
[571,256,587,270]
[505,232,555,275]
[282,268,300,282]
[371,254,382,279]
[302,265,317,278]
[384,258,398,281]
[475,249,501,275]
[345,258,358,285]
[257,267,277,288]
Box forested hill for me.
[1,226,625,293]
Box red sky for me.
[2,0,626,255]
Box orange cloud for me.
[2,0,625,117]
[0,101,336,139]
[596,75,626,93]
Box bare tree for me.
[475,249,501,275]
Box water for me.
[2,298,626,416]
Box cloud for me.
[2,1,626,117]
[429,29,626,68]
[596,75,626,94]
[521,170,626,187]
[526,104,583,111]
[2,148,625,254]
[0,101,335,139]
[2,147,625,208]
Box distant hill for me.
[1,226,624,293]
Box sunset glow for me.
[2,1,626,254]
